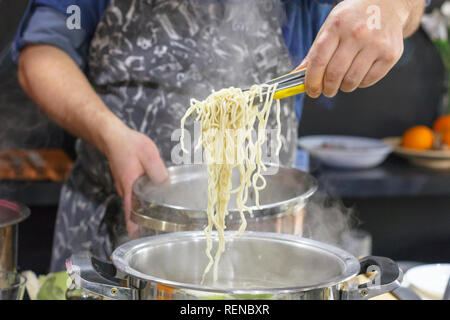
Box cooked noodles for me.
[180,83,281,283]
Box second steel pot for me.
[131,164,317,237]
[0,200,30,272]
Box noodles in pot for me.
[180,83,281,284]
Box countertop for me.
[299,154,450,198]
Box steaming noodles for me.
[180,83,281,283]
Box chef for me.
[13,0,425,271]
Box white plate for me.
[403,263,450,300]
[297,135,392,169]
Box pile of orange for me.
[402,115,450,151]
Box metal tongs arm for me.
[245,67,306,101]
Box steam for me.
[0,73,60,151]
[300,189,372,259]
[0,71,63,196]
[185,0,290,99]
[303,191,358,244]
[300,165,367,255]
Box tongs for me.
[245,67,306,101]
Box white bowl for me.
[297,135,392,169]
[403,264,450,300]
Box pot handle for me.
[66,252,135,300]
[346,256,403,300]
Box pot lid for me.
[112,231,360,295]
[0,200,30,227]
[131,164,317,231]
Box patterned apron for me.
[50,0,298,272]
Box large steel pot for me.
[0,200,30,272]
[131,164,317,237]
[66,231,402,300]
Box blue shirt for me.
[12,0,334,118]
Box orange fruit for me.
[402,126,434,150]
[442,130,450,147]
[433,115,450,133]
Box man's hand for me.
[298,0,425,98]
[104,126,168,237]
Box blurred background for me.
[0,0,449,278]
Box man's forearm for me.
[18,45,126,155]
[400,0,426,37]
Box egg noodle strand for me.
[180,83,281,284]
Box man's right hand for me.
[103,126,169,237]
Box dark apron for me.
[50,0,297,272]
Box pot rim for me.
[131,202,306,233]
[0,200,30,228]
[132,164,318,215]
[112,231,360,295]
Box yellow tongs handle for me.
[266,68,306,100]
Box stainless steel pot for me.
[0,200,30,272]
[66,231,402,300]
[131,164,317,237]
[0,271,27,300]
